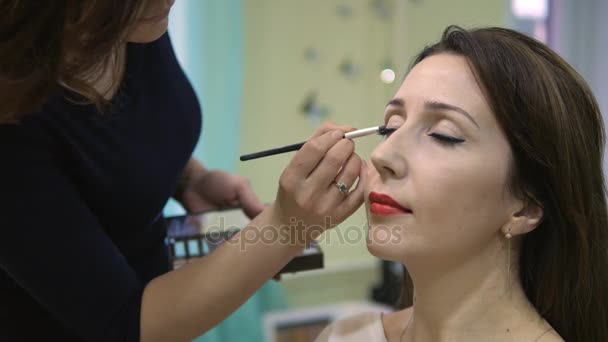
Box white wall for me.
[550,0,608,171]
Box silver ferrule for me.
[344,126,381,139]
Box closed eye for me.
[428,133,465,145]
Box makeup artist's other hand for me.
[271,122,366,242]
[179,168,265,219]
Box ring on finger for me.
[333,181,349,195]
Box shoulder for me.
[139,32,175,60]
[315,312,385,342]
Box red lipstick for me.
[368,192,411,216]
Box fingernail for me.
[332,130,344,139]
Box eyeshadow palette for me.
[165,208,324,277]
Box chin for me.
[366,224,408,262]
[366,240,406,262]
[128,20,169,43]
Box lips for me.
[368,192,411,216]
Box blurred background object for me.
[164,0,607,340]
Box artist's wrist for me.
[264,205,323,252]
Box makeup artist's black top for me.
[0,33,201,341]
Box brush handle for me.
[239,125,392,161]
[239,141,306,161]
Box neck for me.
[403,239,544,341]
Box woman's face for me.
[365,53,521,265]
[128,0,176,43]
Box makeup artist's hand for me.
[176,159,265,219]
[270,122,367,243]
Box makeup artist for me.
[0,1,366,341]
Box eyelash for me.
[381,129,466,146]
[381,128,397,139]
[428,133,465,145]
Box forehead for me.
[397,54,491,117]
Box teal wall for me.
[167,2,286,341]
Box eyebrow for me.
[385,98,479,129]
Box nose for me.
[370,134,407,179]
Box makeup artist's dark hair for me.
[397,26,608,341]
[0,0,149,122]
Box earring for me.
[505,228,512,293]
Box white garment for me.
[315,312,387,342]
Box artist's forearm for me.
[140,208,303,342]
[173,158,208,205]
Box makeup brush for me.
[240,125,395,161]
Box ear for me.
[502,199,543,237]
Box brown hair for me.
[398,26,608,341]
[0,0,148,122]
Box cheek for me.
[413,153,511,236]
